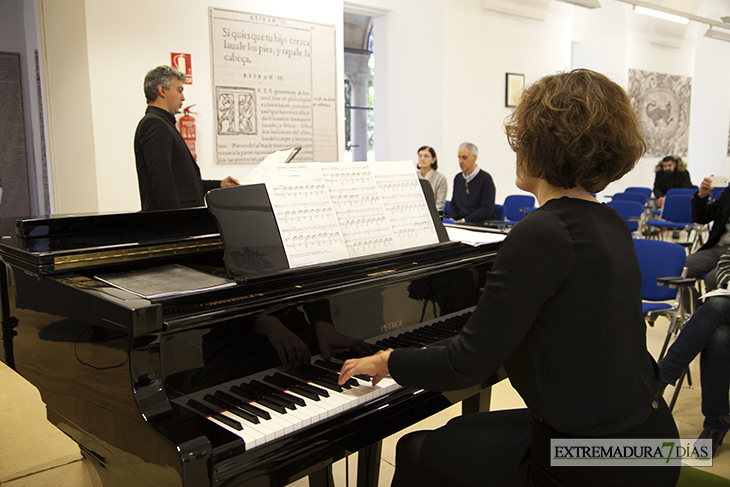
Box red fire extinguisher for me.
[178,105,197,161]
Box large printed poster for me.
[209,8,338,164]
[628,69,691,158]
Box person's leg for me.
[700,323,730,432]
[686,245,729,289]
[391,408,533,487]
[658,297,730,384]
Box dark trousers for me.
[392,400,679,487]
[659,296,730,431]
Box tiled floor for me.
[1,313,727,486]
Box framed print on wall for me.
[505,73,525,107]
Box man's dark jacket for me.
[135,106,219,211]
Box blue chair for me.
[444,200,451,215]
[483,204,508,229]
[611,192,647,205]
[664,187,698,198]
[502,195,536,226]
[645,194,699,246]
[634,238,699,410]
[607,200,643,234]
[625,187,652,199]
[633,239,697,360]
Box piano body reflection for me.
[0,183,504,487]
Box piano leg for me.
[308,465,335,487]
[461,386,492,415]
[357,441,382,487]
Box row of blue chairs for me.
[443,194,536,227]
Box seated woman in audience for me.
[659,249,730,457]
[653,155,694,207]
[416,145,448,213]
[339,69,679,487]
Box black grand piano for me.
[0,182,504,487]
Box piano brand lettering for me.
[381,319,404,333]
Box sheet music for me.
[370,161,439,249]
[262,163,349,267]
[321,162,396,257]
[264,161,440,268]
[241,147,302,185]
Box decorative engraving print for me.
[216,87,257,135]
[628,69,691,157]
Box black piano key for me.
[230,385,257,400]
[314,359,340,372]
[250,380,307,407]
[232,384,288,414]
[211,412,243,431]
[264,375,321,401]
[186,399,243,432]
[214,391,272,420]
[203,394,259,424]
[311,377,344,392]
[407,330,438,342]
[274,373,330,398]
[387,336,418,348]
[300,382,330,397]
[306,365,351,390]
[187,398,214,416]
[203,394,231,410]
[254,397,288,414]
[239,382,268,398]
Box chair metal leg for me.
[669,368,689,412]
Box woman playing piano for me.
[338,69,680,486]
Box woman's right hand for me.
[338,349,393,386]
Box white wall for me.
[14,0,730,214]
[440,0,573,203]
[39,0,344,214]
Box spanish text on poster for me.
[209,8,338,165]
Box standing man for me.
[135,66,239,211]
[447,142,497,223]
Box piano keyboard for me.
[174,308,474,450]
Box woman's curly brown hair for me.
[504,69,646,194]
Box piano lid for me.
[0,207,221,274]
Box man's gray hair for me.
[459,142,478,156]
[143,66,185,103]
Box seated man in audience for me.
[686,176,730,290]
[659,248,730,457]
[653,155,693,208]
[447,142,497,223]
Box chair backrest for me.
[625,187,652,199]
[494,204,506,221]
[444,200,451,215]
[607,200,643,232]
[664,188,697,198]
[659,194,692,223]
[611,192,647,204]
[503,195,535,221]
[633,239,686,302]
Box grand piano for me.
[0,182,505,487]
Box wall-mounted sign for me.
[171,53,193,84]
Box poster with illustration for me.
[209,8,338,164]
